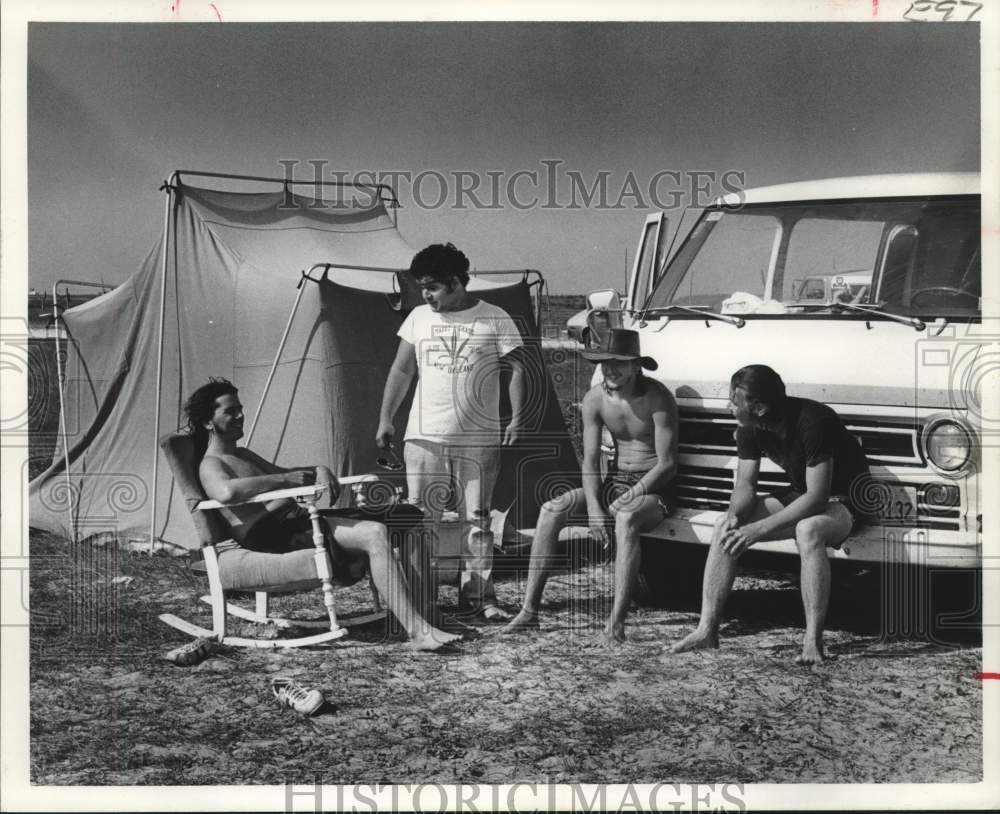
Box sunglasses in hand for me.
[376,445,404,471]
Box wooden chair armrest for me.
[198,539,235,550]
[195,476,369,511]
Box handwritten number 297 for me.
[904,1,983,21]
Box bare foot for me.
[670,628,720,653]
[423,607,448,629]
[406,627,462,652]
[795,638,825,664]
[500,610,540,634]
[599,621,627,646]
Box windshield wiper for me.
[638,304,745,328]
[831,301,925,331]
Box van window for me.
[647,197,980,318]
[631,216,668,308]
[657,212,780,310]
[781,219,882,302]
[887,205,980,312]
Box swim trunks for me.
[600,469,675,519]
[240,507,365,586]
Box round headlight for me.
[923,418,974,473]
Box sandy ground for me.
[29,529,981,785]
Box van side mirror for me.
[587,289,621,311]
[584,290,624,349]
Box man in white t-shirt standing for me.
[377,243,526,622]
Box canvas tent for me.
[29,172,579,550]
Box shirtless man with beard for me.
[186,378,460,652]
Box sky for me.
[25,19,980,294]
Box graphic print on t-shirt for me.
[431,326,475,373]
[399,301,524,443]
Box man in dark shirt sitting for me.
[672,364,871,663]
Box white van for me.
[585,173,983,597]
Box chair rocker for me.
[157,432,385,649]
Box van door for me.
[627,212,669,313]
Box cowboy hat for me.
[581,328,658,371]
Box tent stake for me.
[149,173,177,554]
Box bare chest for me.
[213,451,266,479]
[600,395,652,441]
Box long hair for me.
[407,242,471,287]
[183,378,238,457]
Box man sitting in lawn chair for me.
[504,329,679,644]
[185,378,460,652]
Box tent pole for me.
[245,276,308,450]
[315,263,541,278]
[173,169,397,205]
[48,280,114,544]
[51,283,76,544]
[149,173,177,554]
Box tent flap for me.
[29,180,577,548]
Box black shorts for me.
[601,470,675,518]
[243,508,364,586]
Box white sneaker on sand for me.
[164,636,218,666]
[271,677,324,716]
[468,604,511,624]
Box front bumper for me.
[642,507,981,569]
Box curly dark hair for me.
[183,378,238,454]
[407,242,470,287]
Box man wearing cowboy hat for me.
[504,328,678,643]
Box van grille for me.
[677,409,924,467]
[674,464,790,511]
[674,409,958,530]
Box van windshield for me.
[645,197,980,319]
